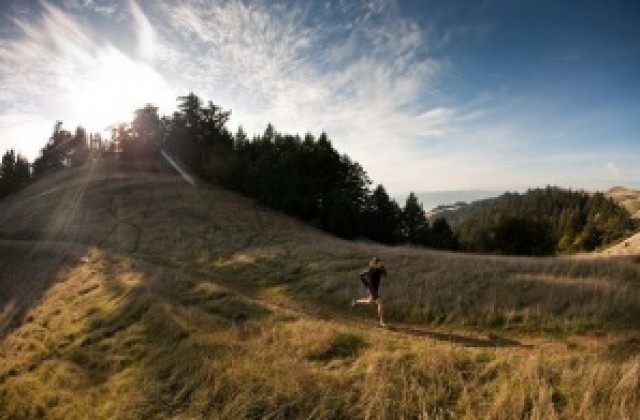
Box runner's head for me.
[369,256,381,268]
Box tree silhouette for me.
[14,154,31,191]
[0,150,17,198]
[362,185,402,244]
[69,127,89,166]
[32,122,72,178]
[402,192,429,244]
[125,104,162,159]
[112,123,134,159]
[0,150,31,199]
[164,93,233,176]
[428,218,458,250]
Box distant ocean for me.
[394,190,505,212]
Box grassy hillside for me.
[600,187,640,256]
[608,186,640,219]
[1,158,639,419]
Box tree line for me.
[0,119,113,201]
[452,186,637,255]
[0,92,457,249]
[2,92,635,255]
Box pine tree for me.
[0,150,31,199]
[402,192,428,244]
[69,126,89,166]
[32,121,72,177]
[14,154,31,191]
[0,150,16,197]
[428,218,458,250]
[363,185,402,244]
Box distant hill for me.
[428,187,637,255]
[600,187,640,255]
[425,196,502,226]
[607,186,640,219]
[395,190,503,212]
[429,186,640,226]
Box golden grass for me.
[608,186,640,219]
[1,159,639,418]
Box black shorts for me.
[368,279,380,299]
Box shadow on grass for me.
[388,325,533,349]
[0,240,84,339]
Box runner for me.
[351,256,388,327]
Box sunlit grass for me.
[1,160,639,418]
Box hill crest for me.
[607,185,640,219]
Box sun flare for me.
[69,47,175,133]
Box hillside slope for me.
[600,187,640,256]
[1,158,639,419]
[601,231,640,256]
[608,186,640,219]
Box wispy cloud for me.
[62,0,120,18]
[607,162,622,178]
[146,0,455,191]
[129,0,155,62]
[0,0,506,191]
[2,0,636,192]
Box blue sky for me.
[0,0,638,194]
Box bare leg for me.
[377,299,385,326]
[354,292,375,305]
[355,297,373,304]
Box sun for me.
[69,47,175,134]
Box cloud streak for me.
[1,0,638,192]
[0,0,527,191]
[145,0,456,191]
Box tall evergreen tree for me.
[127,104,161,159]
[363,184,402,244]
[169,92,203,168]
[132,105,161,143]
[0,150,31,198]
[32,121,72,178]
[69,126,89,166]
[0,149,16,197]
[111,123,133,158]
[14,154,31,190]
[320,156,370,238]
[403,192,428,244]
[428,218,458,250]
[199,101,233,180]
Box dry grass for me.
[1,159,639,418]
[608,186,640,219]
[603,186,640,256]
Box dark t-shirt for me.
[360,266,387,299]
[368,266,387,284]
